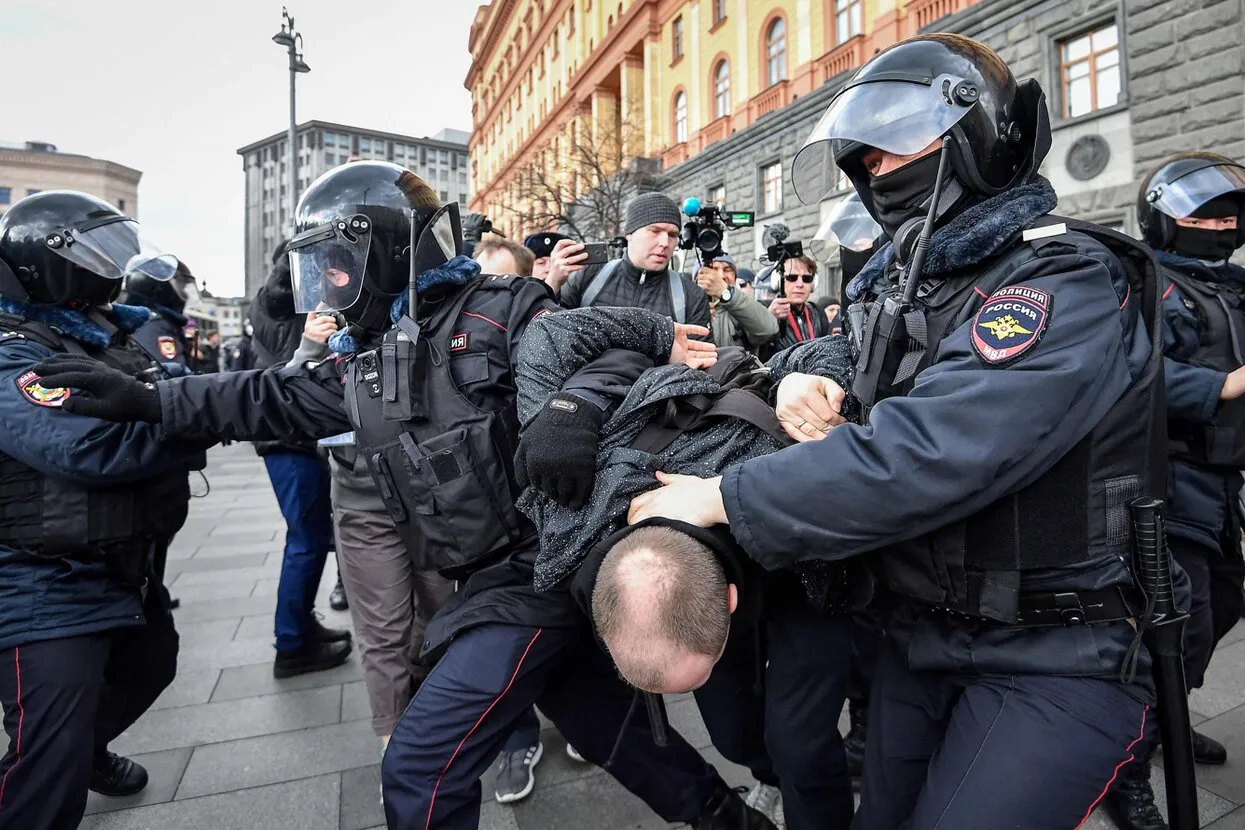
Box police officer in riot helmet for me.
[35,161,769,830]
[628,34,1171,829]
[1100,152,1245,830]
[122,261,201,368]
[0,191,191,829]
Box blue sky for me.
[1,1,479,297]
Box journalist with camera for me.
[694,254,776,352]
[549,193,711,329]
[765,253,832,357]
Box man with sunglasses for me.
[766,256,831,356]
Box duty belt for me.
[934,587,1140,628]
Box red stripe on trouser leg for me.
[1075,704,1150,830]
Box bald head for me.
[591,526,735,693]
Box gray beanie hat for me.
[625,193,682,235]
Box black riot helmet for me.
[123,260,200,314]
[286,161,462,333]
[791,34,1051,220]
[0,190,178,307]
[1137,153,1245,250]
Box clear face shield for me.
[45,215,178,282]
[287,214,374,313]
[790,75,975,205]
[810,194,883,259]
[1146,163,1245,220]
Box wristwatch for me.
[720,288,733,304]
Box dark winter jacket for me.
[1157,250,1245,551]
[248,256,316,457]
[559,256,712,332]
[514,306,858,593]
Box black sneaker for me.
[1193,728,1227,765]
[1103,755,1168,830]
[89,751,149,797]
[309,614,352,644]
[329,575,348,611]
[273,638,353,678]
[693,783,778,830]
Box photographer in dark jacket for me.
[549,193,712,330]
[761,255,831,359]
[248,241,351,678]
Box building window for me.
[440,190,450,202]
[713,0,727,26]
[672,16,684,63]
[673,91,688,144]
[761,162,783,214]
[709,184,726,208]
[360,138,371,152]
[118,198,126,211]
[26,189,40,197]
[766,17,787,86]
[568,4,575,35]
[0,188,9,204]
[1060,22,1121,118]
[835,0,862,45]
[713,59,731,119]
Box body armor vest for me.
[0,312,191,561]
[848,219,1164,622]
[343,279,528,573]
[1163,266,1245,469]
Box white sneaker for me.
[494,742,544,804]
[745,781,785,829]
[566,743,589,764]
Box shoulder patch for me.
[156,335,179,360]
[450,332,469,352]
[971,284,1052,366]
[15,370,71,407]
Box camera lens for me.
[697,228,721,252]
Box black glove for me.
[30,355,163,422]
[515,393,605,509]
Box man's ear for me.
[727,584,738,615]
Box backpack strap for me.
[579,260,621,308]
[667,270,687,323]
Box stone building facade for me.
[658,0,1245,296]
[0,141,141,221]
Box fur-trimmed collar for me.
[847,177,1059,301]
[0,296,153,350]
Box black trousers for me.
[693,626,778,787]
[765,601,855,830]
[1170,532,1244,689]
[381,622,721,830]
[0,594,178,830]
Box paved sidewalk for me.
[74,444,1245,829]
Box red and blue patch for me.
[15,370,71,408]
[970,284,1052,366]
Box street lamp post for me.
[272,8,310,234]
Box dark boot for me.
[273,638,353,678]
[693,782,778,830]
[1103,751,1167,830]
[844,698,867,778]
[329,574,348,611]
[309,615,352,644]
[89,751,149,797]
[1193,728,1227,765]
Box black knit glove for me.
[31,355,162,422]
[515,393,605,509]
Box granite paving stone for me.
[174,719,380,799]
[80,774,340,830]
[211,659,362,703]
[170,594,278,623]
[150,668,221,711]
[164,551,269,577]
[111,685,343,756]
[85,747,193,815]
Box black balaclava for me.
[1173,197,1243,262]
[867,153,943,240]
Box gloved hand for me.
[30,355,162,422]
[515,393,605,509]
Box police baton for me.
[1130,498,1198,830]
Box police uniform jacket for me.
[131,309,190,369]
[1157,250,1245,551]
[150,274,671,653]
[721,179,1161,686]
[0,303,207,650]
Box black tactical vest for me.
[849,219,1164,622]
[0,312,192,562]
[1163,266,1245,469]
[343,279,529,573]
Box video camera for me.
[760,223,804,297]
[679,197,754,263]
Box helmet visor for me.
[287,214,374,313]
[792,75,974,204]
[1147,163,1245,220]
[811,195,882,258]
[48,217,178,281]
